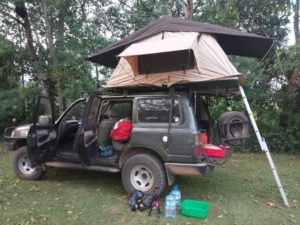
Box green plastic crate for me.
[181,199,209,219]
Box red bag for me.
[110,119,133,141]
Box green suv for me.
[4,90,233,195]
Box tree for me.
[0,38,20,90]
[0,1,50,96]
[0,0,112,114]
[294,0,299,44]
[289,0,300,96]
[181,0,193,20]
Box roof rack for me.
[103,78,241,98]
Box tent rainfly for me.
[105,32,244,89]
[87,16,274,68]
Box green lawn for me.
[0,142,299,225]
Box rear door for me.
[74,95,102,165]
[27,96,57,166]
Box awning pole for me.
[239,85,289,208]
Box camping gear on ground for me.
[110,119,133,141]
[98,144,113,157]
[181,199,209,219]
[128,188,161,214]
[165,192,176,218]
[148,197,161,218]
[171,185,181,208]
[127,190,144,211]
[147,187,161,218]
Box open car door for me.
[27,96,57,166]
[74,95,102,165]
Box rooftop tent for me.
[86,16,273,68]
[105,33,244,88]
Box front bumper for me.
[3,127,25,151]
[4,127,15,150]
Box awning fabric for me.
[105,33,244,89]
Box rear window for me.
[137,98,181,123]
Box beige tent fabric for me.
[105,33,243,88]
[119,32,198,57]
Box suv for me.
[4,90,233,195]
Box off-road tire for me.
[121,153,167,196]
[218,111,250,146]
[12,146,45,180]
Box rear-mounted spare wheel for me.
[218,111,250,146]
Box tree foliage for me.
[0,0,299,153]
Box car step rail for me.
[45,161,120,173]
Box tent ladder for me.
[239,85,289,208]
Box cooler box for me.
[181,199,209,219]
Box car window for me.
[110,102,132,120]
[63,100,86,121]
[137,98,181,123]
[87,97,101,126]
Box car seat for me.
[98,109,117,145]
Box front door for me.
[74,95,102,165]
[27,96,57,166]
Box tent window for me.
[138,50,195,74]
[137,98,181,123]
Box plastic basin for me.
[181,199,209,219]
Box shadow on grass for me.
[41,167,124,194]
[174,170,243,201]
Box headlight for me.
[11,126,30,138]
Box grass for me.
[0,142,299,225]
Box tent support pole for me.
[239,85,289,208]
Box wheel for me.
[12,146,45,180]
[218,111,250,145]
[121,153,167,196]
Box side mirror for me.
[38,115,50,125]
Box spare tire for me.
[218,111,250,146]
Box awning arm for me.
[239,85,289,208]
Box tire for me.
[218,111,250,146]
[12,146,45,180]
[121,153,167,196]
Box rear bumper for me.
[164,162,214,185]
[165,162,212,176]
[164,146,231,185]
